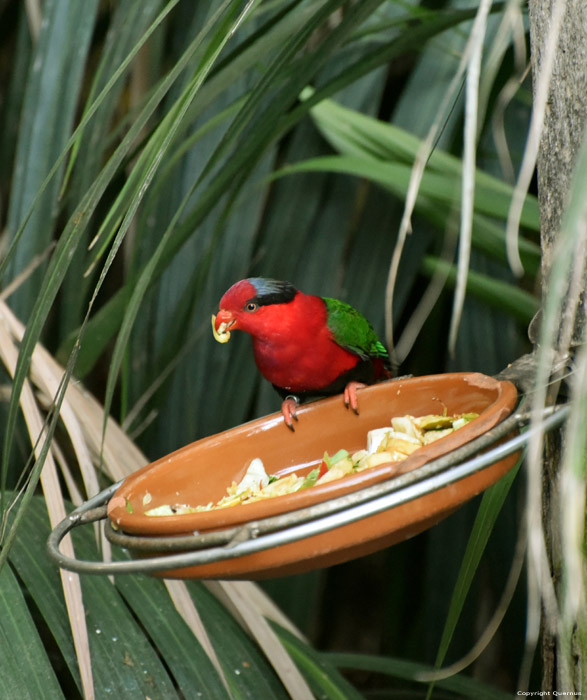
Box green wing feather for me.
[323,297,389,362]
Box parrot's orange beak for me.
[212,309,236,343]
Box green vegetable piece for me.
[329,449,350,465]
[460,412,479,422]
[452,413,479,430]
[300,467,321,489]
[417,415,455,431]
[417,412,479,431]
[125,497,134,514]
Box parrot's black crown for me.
[248,278,297,306]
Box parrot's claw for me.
[281,396,299,431]
[343,381,366,415]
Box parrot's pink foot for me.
[343,381,366,415]
[281,396,299,431]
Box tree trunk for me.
[529,1,587,281]
[528,0,587,691]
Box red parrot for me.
[213,278,391,429]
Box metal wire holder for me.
[46,402,569,576]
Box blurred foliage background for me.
[0,0,560,698]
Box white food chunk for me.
[235,457,269,494]
[390,416,421,439]
[367,428,392,454]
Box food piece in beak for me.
[211,313,232,343]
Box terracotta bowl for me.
[107,373,518,579]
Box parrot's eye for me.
[245,302,258,312]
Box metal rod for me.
[102,403,561,553]
[46,403,569,576]
[105,405,525,552]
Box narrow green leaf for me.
[61,0,165,196]
[101,0,264,439]
[194,0,356,185]
[431,460,521,677]
[164,0,320,152]
[0,0,181,290]
[59,0,165,335]
[466,214,540,276]
[10,498,180,699]
[8,503,79,689]
[85,0,241,276]
[280,5,503,134]
[309,90,519,188]
[185,582,292,699]
[273,625,365,700]
[276,154,539,231]
[421,257,539,324]
[57,292,128,377]
[0,564,65,699]
[5,0,99,319]
[115,571,231,699]
[271,150,540,284]
[0,0,207,521]
[0,8,31,190]
[403,195,540,274]
[324,651,512,700]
